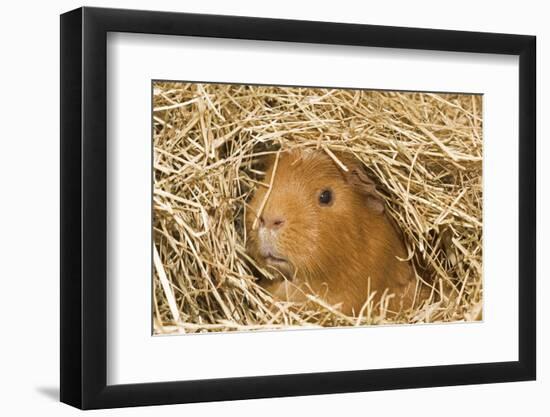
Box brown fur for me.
[246,149,416,316]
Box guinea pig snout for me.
[259,214,286,230]
[257,219,285,259]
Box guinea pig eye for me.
[318,189,333,206]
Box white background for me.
[0,0,546,415]
[108,34,518,384]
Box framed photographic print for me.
[60,6,536,410]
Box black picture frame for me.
[60,6,536,410]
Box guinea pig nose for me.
[263,215,286,230]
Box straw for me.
[152,83,483,334]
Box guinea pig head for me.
[246,149,385,284]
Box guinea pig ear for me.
[344,166,385,214]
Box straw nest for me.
[152,82,483,334]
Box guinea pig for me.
[245,149,416,316]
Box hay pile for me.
[152,82,483,334]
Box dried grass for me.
[152,82,483,335]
